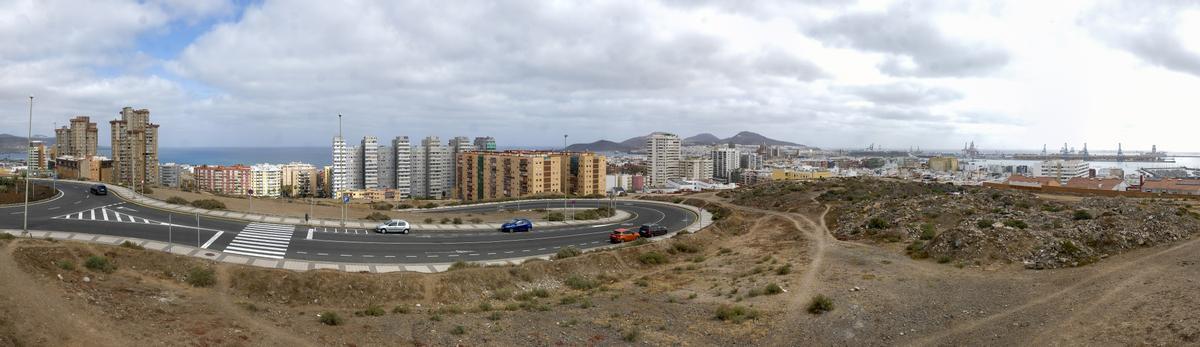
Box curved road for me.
[0,180,697,264]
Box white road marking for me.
[73,201,81,204]
[306,228,314,240]
[317,253,329,256]
[101,208,109,221]
[220,223,294,259]
[47,206,59,210]
[201,231,224,249]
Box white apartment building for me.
[392,136,412,199]
[710,145,740,180]
[1041,159,1089,184]
[682,157,714,181]
[331,136,348,192]
[159,163,191,188]
[346,144,363,189]
[361,136,379,189]
[606,173,633,192]
[741,153,763,171]
[378,144,395,189]
[448,136,473,191]
[409,136,451,199]
[250,163,282,197]
[646,132,682,187]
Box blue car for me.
[500,218,533,232]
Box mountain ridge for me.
[565,131,809,152]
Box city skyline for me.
[4,1,1200,151]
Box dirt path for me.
[909,232,1200,345]
[0,241,123,346]
[209,266,316,347]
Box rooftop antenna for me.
[563,134,568,150]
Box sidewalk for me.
[107,185,633,231]
[0,206,710,273]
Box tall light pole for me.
[23,95,33,234]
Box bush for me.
[440,217,451,224]
[318,312,343,326]
[936,255,952,264]
[448,261,479,271]
[776,263,792,275]
[361,305,386,317]
[555,247,582,259]
[1003,219,1029,229]
[0,233,14,241]
[423,217,434,223]
[421,202,438,209]
[623,329,640,342]
[370,202,393,210]
[1061,240,1082,255]
[469,217,483,224]
[450,325,466,335]
[166,196,190,205]
[638,252,668,265]
[57,260,75,270]
[867,217,890,229]
[976,219,995,229]
[919,223,936,240]
[191,199,226,210]
[392,306,412,314]
[715,304,760,323]
[119,241,144,250]
[546,212,566,221]
[364,212,390,221]
[84,256,115,273]
[671,242,701,254]
[1073,210,1093,220]
[807,295,834,314]
[140,187,154,194]
[564,275,599,290]
[186,267,216,287]
[765,283,783,295]
[452,217,463,224]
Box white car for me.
[375,219,410,234]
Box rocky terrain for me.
[727,178,1200,269]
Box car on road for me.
[638,224,669,238]
[609,228,640,243]
[89,184,107,195]
[375,219,410,234]
[500,218,533,232]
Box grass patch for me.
[190,199,226,210]
[318,312,344,326]
[765,283,783,295]
[671,241,701,253]
[555,246,582,259]
[185,267,216,287]
[919,223,936,240]
[392,306,411,314]
[807,295,834,314]
[546,212,565,221]
[1073,210,1093,220]
[867,217,890,229]
[450,325,466,335]
[976,219,994,229]
[1003,219,1029,229]
[448,261,479,271]
[623,329,641,342]
[715,304,760,323]
[84,256,115,273]
[357,305,386,317]
[564,275,599,290]
[166,196,190,205]
[119,241,144,250]
[776,263,792,275]
[56,260,75,270]
[638,252,668,265]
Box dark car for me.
[638,224,669,238]
[500,218,533,232]
[89,185,108,195]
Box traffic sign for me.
[342,195,350,204]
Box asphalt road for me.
[0,180,697,264]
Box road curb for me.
[105,185,633,231]
[0,201,712,274]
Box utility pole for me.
[23,95,33,235]
[168,214,173,245]
[195,214,200,248]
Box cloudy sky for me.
[2,0,1199,151]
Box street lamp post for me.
[23,95,33,235]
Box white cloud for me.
[0,0,1197,152]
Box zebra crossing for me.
[54,203,164,225]
[222,223,296,259]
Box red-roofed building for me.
[1064,177,1129,191]
[1004,175,1061,188]
[1141,179,1200,195]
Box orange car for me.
[609,228,640,243]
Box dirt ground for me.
[145,186,557,223]
[1,185,1198,346]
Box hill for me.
[683,133,721,145]
[0,134,54,153]
[565,131,809,152]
